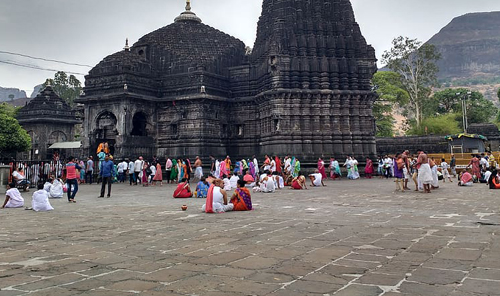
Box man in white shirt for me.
[309,170,326,187]
[133,157,144,185]
[128,160,135,185]
[253,156,260,176]
[117,160,127,183]
[229,173,240,189]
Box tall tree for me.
[382,36,441,128]
[371,71,410,136]
[0,103,31,156]
[43,71,82,106]
[429,88,497,127]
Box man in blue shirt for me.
[99,155,116,198]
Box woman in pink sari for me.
[365,157,374,179]
[317,158,327,179]
[219,161,228,178]
[467,155,481,179]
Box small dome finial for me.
[124,38,130,51]
[175,0,201,23]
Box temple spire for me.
[186,0,191,11]
[124,38,130,51]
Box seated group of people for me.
[2,182,54,212]
[173,176,252,213]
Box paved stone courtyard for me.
[1,178,500,296]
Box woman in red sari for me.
[365,157,374,179]
[231,180,252,211]
[317,158,327,179]
[173,178,193,198]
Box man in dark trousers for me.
[99,155,116,198]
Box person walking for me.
[85,156,94,184]
[99,155,116,198]
[66,157,82,203]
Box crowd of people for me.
[4,149,499,213]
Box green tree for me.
[382,36,441,128]
[429,88,497,128]
[0,103,31,155]
[407,113,461,136]
[371,71,410,136]
[43,71,82,106]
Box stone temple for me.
[78,0,378,162]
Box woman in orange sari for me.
[173,178,193,198]
[231,180,252,211]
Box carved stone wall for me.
[78,0,378,161]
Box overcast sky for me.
[1,0,500,94]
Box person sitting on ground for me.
[196,176,210,198]
[262,171,276,193]
[2,182,24,208]
[483,169,492,184]
[277,172,285,189]
[202,179,234,213]
[309,169,326,187]
[488,169,500,189]
[43,178,52,192]
[49,178,64,198]
[222,174,232,191]
[231,179,253,211]
[12,167,30,191]
[291,176,307,190]
[31,183,54,212]
[229,172,240,189]
[243,170,255,186]
[173,178,193,198]
[458,170,473,187]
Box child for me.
[31,183,54,212]
[2,182,24,208]
[440,158,453,183]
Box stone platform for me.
[1,178,500,296]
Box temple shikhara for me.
[78,0,378,161]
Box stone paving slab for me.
[1,179,500,295]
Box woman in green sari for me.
[293,158,301,178]
[170,159,178,183]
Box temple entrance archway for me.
[131,112,148,136]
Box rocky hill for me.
[0,87,27,101]
[427,11,500,82]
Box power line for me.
[0,50,93,68]
[0,60,87,75]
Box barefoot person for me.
[193,156,203,183]
[309,170,326,187]
[2,182,24,208]
[416,150,433,193]
[231,180,253,211]
[202,179,233,213]
[173,178,193,198]
[291,176,307,190]
[31,183,54,212]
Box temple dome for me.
[132,20,246,75]
[88,6,245,78]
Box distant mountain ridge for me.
[427,11,500,81]
[0,87,27,101]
